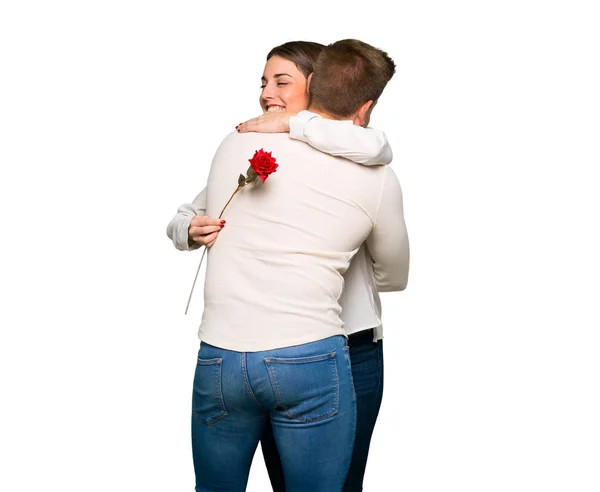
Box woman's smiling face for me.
[259,55,310,115]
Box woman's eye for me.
[260,85,266,89]
[277,82,289,86]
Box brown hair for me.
[266,41,325,79]
[309,39,396,118]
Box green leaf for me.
[247,167,257,178]
[238,174,246,186]
[246,174,257,183]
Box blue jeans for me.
[261,329,384,491]
[191,335,357,492]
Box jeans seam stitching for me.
[264,352,336,364]
[376,342,384,410]
[241,353,266,410]
[192,359,228,425]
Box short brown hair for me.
[309,39,396,118]
[267,41,325,79]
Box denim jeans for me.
[261,329,384,492]
[191,335,357,492]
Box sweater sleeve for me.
[366,167,410,291]
[289,110,393,166]
[165,187,207,251]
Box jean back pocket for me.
[192,358,228,425]
[265,351,339,423]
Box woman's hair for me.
[266,41,325,79]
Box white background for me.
[1,1,599,490]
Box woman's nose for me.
[261,84,275,101]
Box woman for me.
[167,41,392,491]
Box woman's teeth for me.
[267,106,285,112]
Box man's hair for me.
[267,41,325,79]
[309,39,396,118]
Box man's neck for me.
[307,106,350,122]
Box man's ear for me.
[354,100,374,127]
[307,72,313,94]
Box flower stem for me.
[185,245,207,315]
[219,186,241,219]
[185,185,242,315]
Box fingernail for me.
[221,220,226,224]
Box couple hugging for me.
[167,38,409,492]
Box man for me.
[170,39,409,491]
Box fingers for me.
[188,216,225,247]
[205,234,218,248]
[189,224,222,237]
[190,215,224,227]
[236,112,291,134]
[200,231,219,247]
[237,118,258,133]
[190,229,221,247]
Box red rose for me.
[249,149,278,183]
